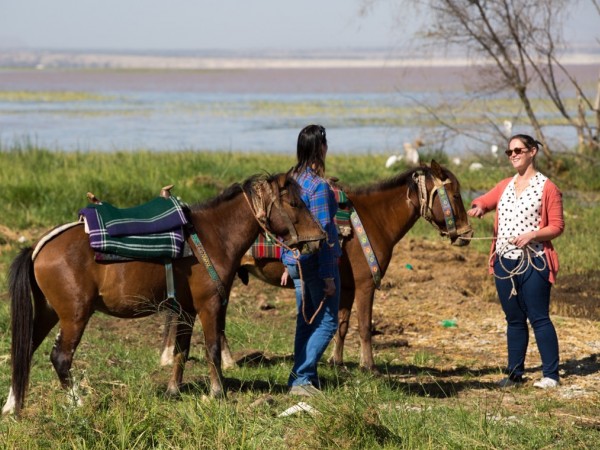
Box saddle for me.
[79,185,190,261]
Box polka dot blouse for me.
[496,172,547,259]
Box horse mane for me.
[335,163,458,197]
[189,172,302,211]
[337,166,421,196]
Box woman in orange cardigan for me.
[468,134,565,389]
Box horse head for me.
[412,160,473,246]
[244,173,324,254]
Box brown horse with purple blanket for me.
[3,173,324,416]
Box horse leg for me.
[165,312,194,396]
[50,317,91,406]
[221,333,236,370]
[198,302,225,398]
[329,288,354,367]
[219,304,236,370]
[355,287,377,371]
[160,311,177,366]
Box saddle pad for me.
[331,184,352,236]
[249,233,283,259]
[89,196,188,237]
[93,241,194,262]
[80,207,185,259]
[332,185,349,205]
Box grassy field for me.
[0,147,599,448]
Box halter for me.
[411,170,469,240]
[188,177,325,307]
[244,178,325,248]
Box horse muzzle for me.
[451,227,473,247]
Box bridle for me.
[188,177,325,308]
[243,178,325,248]
[411,170,472,240]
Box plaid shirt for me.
[282,168,341,278]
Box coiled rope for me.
[460,235,547,298]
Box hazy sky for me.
[0,0,597,51]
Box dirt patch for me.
[225,237,600,412]
[329,238,600,412]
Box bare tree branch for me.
[381,0,600,161]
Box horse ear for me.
[430,160,446,180]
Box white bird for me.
[403,142,420,166]
[491,145,498,157]
[385,154,402,168]
[503,120,512,135]
[452,157,461,166]
[469,162,483,171]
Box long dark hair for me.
[293,124,328,177]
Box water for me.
[1,90,429,154]
[1,59,594,155]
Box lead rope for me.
[491,241,547,298]
[460,235,547,298]
[242,189,324,325]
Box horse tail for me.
[7,247,35,415]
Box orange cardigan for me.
[471,176,565,284]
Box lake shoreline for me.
[1,64,598,94]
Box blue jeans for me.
[494,256,559,381]
[285,258,340,387]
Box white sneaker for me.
[533,377,559,389]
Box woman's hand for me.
[280,269,289,286]
[323,278,336,297]
[510,230,538,248]
[467,206,485,218]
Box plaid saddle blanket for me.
[248,184,352,260]
[79,196,188,260]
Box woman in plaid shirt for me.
[282,124,341,396]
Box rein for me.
[188,178,314,308]
[242,181,324,325]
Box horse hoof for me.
[164,391,181,400]
[210,388,226,399]
[165,384,181,399]
[222,361,238,371]
[361,365,381,376]
[327,356,344,367]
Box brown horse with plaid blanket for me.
[3,173,324,416]
[161,161,473,372]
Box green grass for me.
[1,298,598,448]
[0,146,599,448]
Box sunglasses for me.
[505,147,531,157]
